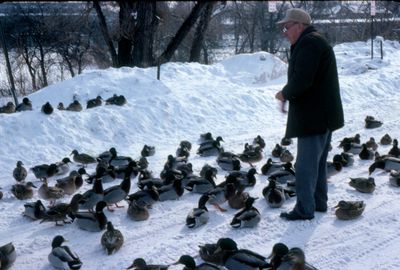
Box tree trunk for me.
[132,1,158,67]
[118,0,135,67]
[93,0,119,67]
[189,2,215,62]
[158,1,207,64]
[38,43,48,87]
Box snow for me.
[1,37,400,270]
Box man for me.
[275,8,344,220]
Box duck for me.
[15,97,32,111]
[280,137,292,146]
[271,144,285,158]
[127,200,150,221]
[267,243,289,270]
[101,221,124,255]
[157,179,184,201]
[57,102,65,110]
[40,194,83,226]
[230,196,261,228]
[141,144,155,157]
[217,155,241,171]
[55,170,82,195]
[41,102,54,115]
[185,170,217,194]
[86,95,102,109]
[109,149,134,169]
[23,199,47,220]
[126,183,159,208]
[339,133,361,147]
[365,137,378,151]
[66,100,82,112]
[103,163,134,210]
[253,135,266,149]
[186,194,210,229]
[200,164,218,178]
[389,170,400,187]
[198,241,225,266]
[334,200,365,220]
[78,178,104,210]
[205,183,236,212]
[75,201,108,232]
[105,94,127,106]
[11,181,36,200]
[228,184,249,209]
[197,136,224,156]
[215,237,270,270]
[0,101,15,113]
[359,144,374,160]
[342,142,362,155]
[369,156,400,174]
[13,160,27,182]
[126,258,169,270]
[0,242,17,270]
[180,140,192,151]
[380,133,392,145]
[262,179,286,208]
[38,178,65,206]
[174,255,222,270]
[388,139,400,158]
[349,177,375,193]
[327,160,342,178]
[31,163,58,181]
[230,168,258,187]
[70,149,96,166]
[198,132,214,144]
[48,235,82,270]
[176,145,191,159]
[334,152,354,167]
[278,247,317,270]
[365,115,383,129]
[238,146,263,167]
[279,149,294,163]
[261,158,287,176]
[55,157,72,176]
[268,164,296,185]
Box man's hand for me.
[275,91,287,113]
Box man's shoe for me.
[280,211,313,221]
[315,207,327,213]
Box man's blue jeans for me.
[294,130,332,218]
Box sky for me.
[0,37,400,270]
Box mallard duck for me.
[66,100,82,112]
[127,200,150,221]
[228,168,258,187]
[126,258,169,270]
[197,137,224,157]
[126,183,159,208]
[31,163,58,181]
[339,133,361,147]
[141,144,156,157]
[55,158,72,176]
[40,194,83,226]
[389,139,400,158]
[349,177,375,193]
[38,178,64,206]
[217,155,241,171]
[359,144,374,160]
[267,242,289,270]
[23,199,47,220]
[75,201,108,232]
[215,238,269,270]
[280,137,292,146]
[389,170,400,187]
[271,143,285,158]
[199,242,225,266]
[0,242,16,269]
[253,135,266,149]
[239,146,263,166]
[0,101,15,113]
[268,164,296,185]
[186,194,209,229]
[101,221,124,255]
[11,181,36,200]
[70,150,96,166]
[365,137,378,151]
[365,115,383,129]
[185,170,216,194]
[176,146,191,159]
[103,164,134,210]
[228,184,249,209]
[369,156,400,174]
[157,179,184,201]
[13,160,27,182]
[262,179,286,208]
[105,94,127,106]
[380,133,392,145]
[261,158,286,176]
[57,102,65,110]
[86,95,102,109]
[55,171,81,195]
[334,200,366,220]
[205,183,236,212]
[48,235,82,270]
[198,132,214,144]
[327,160,342,179]
[41,102,54,115]
[333,152,354,167]
[174,254,222,270]
[230,197,261,228]
[200,164,218,178]
[342,142,362,155]
[279,149,294,163]
[15,97,32,111]
[278,247,317,270]
[78,178,104,210]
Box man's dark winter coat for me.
[282,26,344,138]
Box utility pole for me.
[370,0,376,59]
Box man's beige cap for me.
[276,8,311,25]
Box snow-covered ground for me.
[1,37,400,270]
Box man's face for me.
[281,22,301,45]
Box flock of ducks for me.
[1,112,400,269]
[0,94,127,115]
